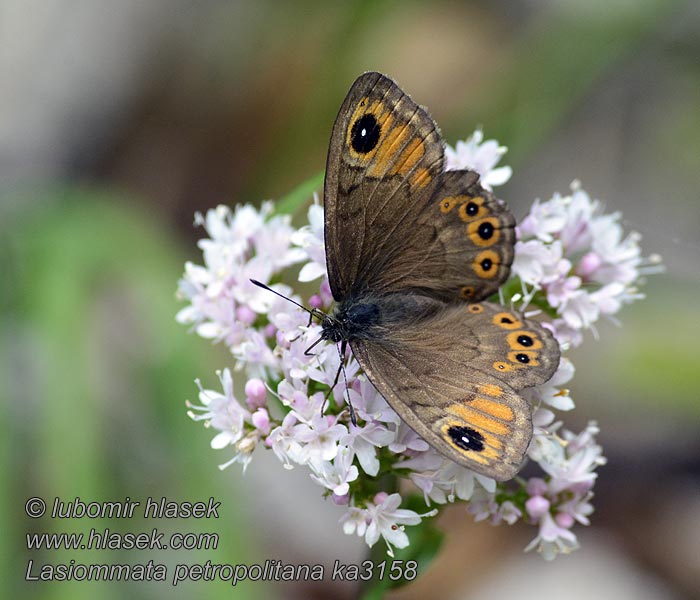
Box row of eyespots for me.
[506,330,543,351]
[438,195,503,293]
[438,195,462,213]
[491,313,533,372]
[438,195,491,220]
[467,217,501,247]
[460,285,476,299]
[492,327,543,371]
[492,312,523,330]
[472,249,501,279]
[506,329,542,366]
[458,197,489,221]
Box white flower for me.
[340,504,370,537]
[397,451,494,504]
[187,369,264,471]
[267,412,304,468]
[292,200,327,282]
[389,422,430,454]
[517,195,569,242]
[445,129,512,189]
[177,203,306,375]
[309,445,358,495]
[542,422,606,495]
[437,461,496,501]
[523,358,575,411]
[187,369,250,449]
[344,492,433,557]
[350,377,400,426]
[294,414,347,467]
[468,488,522,525]
[342,422,395,476]
[396,450,450,504]
[524,511,579,560]
[514,182,659,347]
[512,239,569,286]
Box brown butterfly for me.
[319,72,560,481]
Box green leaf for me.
[274,170,325,215]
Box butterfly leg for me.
[304,335,325,356]
[320,340,357,425]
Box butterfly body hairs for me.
[321,72,560,482]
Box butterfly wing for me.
[350,301,561,481]
[324,71,445,300]
[324,72,515,303]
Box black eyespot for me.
[350,114,380,153]
[448,426,485,452]
[480,257,493,271]
[466,202,478,216]
[516,353,530,363]
[478,222,494,240]
[517,334,534,347]
[501,317,514,324]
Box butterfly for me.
[318,72,560,481]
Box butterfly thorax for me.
[321,298,380,343]
[321,292,444,343]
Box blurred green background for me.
[2,1,699,599]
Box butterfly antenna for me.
[249,279,315,316]
[252,279,355,421]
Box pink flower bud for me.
[577,251,603,278]
[245,378,267,409]
[236,305,256,325]
[525,495,550,519]
[555,512,575,529]
[309,294,323,309]
[251,408,270,434]
[332,493,350,506]
[526,477,548,496]
[276,330,288,348]
[373,492,389,505]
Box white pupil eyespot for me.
[361,128,367,137]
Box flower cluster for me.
[512,182,663,348]
[177,130,658,560]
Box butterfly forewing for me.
[324,72,445,300]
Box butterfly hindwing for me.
[374,169,516,302]
[350,301,560,481]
